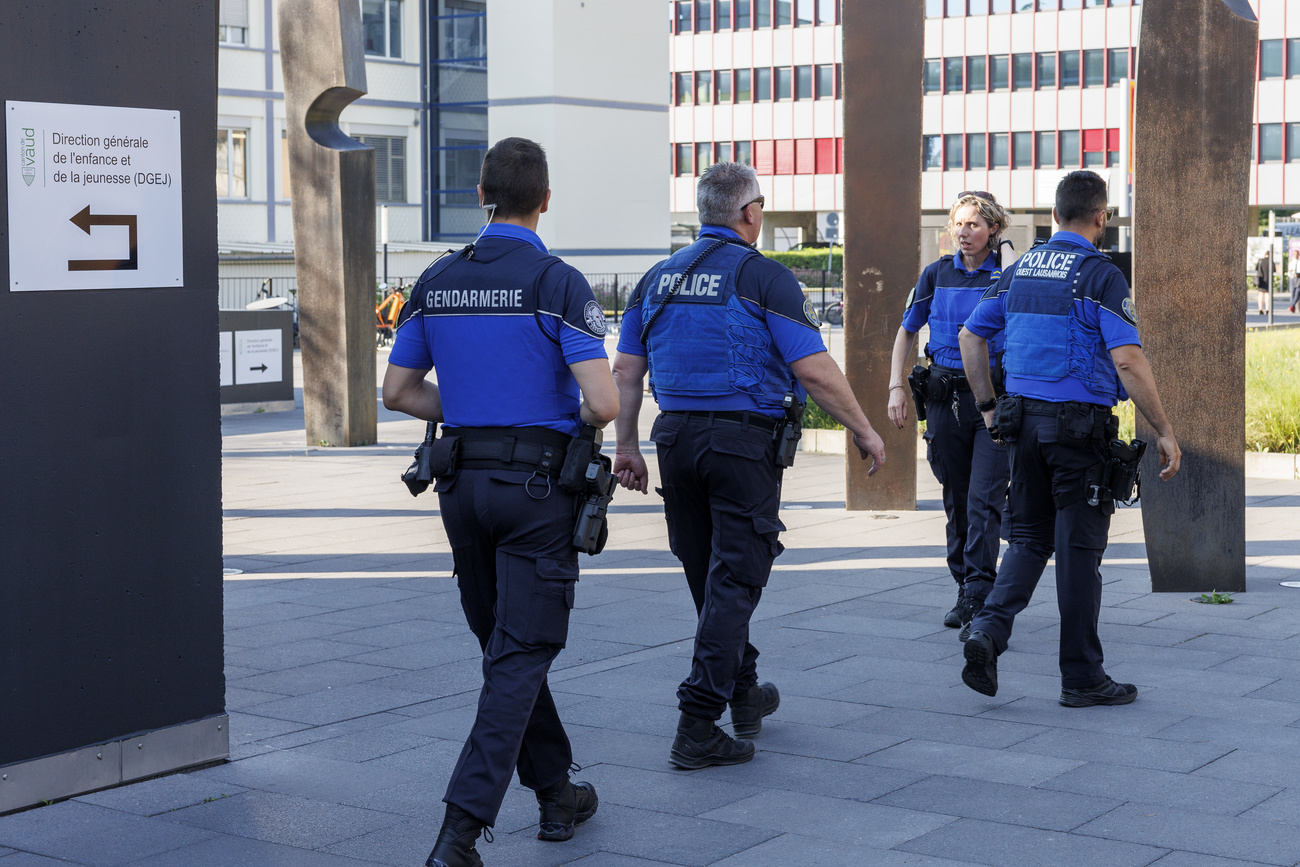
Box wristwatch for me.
[976,397,997,413]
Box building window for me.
[945,57,964,93]
[717,70,732,102]
[441,0,485,66]
[990,133,1009,168]
[717,141,733,162]
[796,0,814,25]
[1287,124,1300,162]
[219,0,249,45]
[924,59,942,93]
[1108,48,1130,83]
[756,0,770,27]
[1036,131,1056,168]
[736,68,752,101]
[676,142,693,175]
[1060,51,1080,87]
[1038,0,1057,8]
[1261,40,1283,80]
[947,0,965,15]
[736,140,753,165]
[216,128,247,198]
[1036,52,1056,89]
[816,64,834,98]
[967,133,987,169]
[1059,129,1080,167]
[991,0,1010,10]
[1288,39,1300,78]
[817,0,836,24]
[736,0,751,28]
[1015,0,1033,8]
[990,55,1009,90]
[970,0,989,13]
[1083,49,1104,86]
[755,67,772,100]
[968,56,987,92]
[926,0,944,17]
[1012,53,1032,89]
[696,141,714,172]
[697,70,712,104]
[676,72,693,105]
[776,0,791,26]
[363,0,402,58]
[1061,0,1081,8]
[945,133,964,169]
[718,0,732,29]
[676,0,692,33]
[1259,123,1283,163]
[358,135,406,201]
[696,0,712,30]
[1012,131,1032,168]
[923,135,943,170]
[776,67,792,100]
[795,65,813,99]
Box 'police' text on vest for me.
[1017,250,1079,281]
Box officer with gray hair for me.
[611,161,886,769]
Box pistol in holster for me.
[561,424,616,555]
[907,364,930,422]
[401,421,460,496]
[773,391,804,468]
[1088,438,1147,509]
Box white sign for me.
[234,329,283,385]
[6,100,183,291]
[1035,169,1071,207]
[219,331,234,387]
[817,211,842,243]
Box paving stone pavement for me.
[3,393,1300,866]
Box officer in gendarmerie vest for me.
[611,161,887,769]
[957,170,1181,708]
[382,137,619,867]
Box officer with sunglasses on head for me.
[887,190,1015,635]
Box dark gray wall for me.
[0,2,224,765]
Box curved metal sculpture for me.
[1134,0,1257,591]
[280,0,378,447]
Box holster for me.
[560,424,602,494]
[773,396,805,468]
[573,453,615,555]
[992,394,1023,442]
[401,422,454,497]
[907,364,930,422]
[1099,438,1147,506]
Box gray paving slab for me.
[0,802,217,866]
[1075,802,1300,865]
[709,835,984,867]
[896,817,1168,867]
[873,775,1121,832]
[1192,748,1300,788]
[1007,727,1234,774]
[1147,854,1279,867]
[1038,762,1281,816]
[75,774,248,817]
[126,834,383,867]
[162,791,404,851]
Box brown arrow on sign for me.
[68,205,138,271]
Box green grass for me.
[803,396,843,430]
[1246,329,1300,453]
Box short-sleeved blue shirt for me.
[901,252,1003,369]
[616,226,826,412]
[964,231,1140,404]
[388,223,608,436]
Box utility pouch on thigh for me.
[907,365,930,422]
[1058,402,1098,447]
[992,394,1022,442]
[559,424,601,495]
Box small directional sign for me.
[6,100,182,291]
[233,329,283,385]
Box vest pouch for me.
[1058,403,1100,448]
[926,372,953,403]
[992,394,1022,442]
[427,434,461,478]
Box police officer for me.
[382,137,618,867]
[957,170,1181,707]
[887,192,1013,633]
[611,162,886,768]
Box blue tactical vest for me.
[1003,241,1122,403]
[926,257,1003,366]
[640,238,796,413]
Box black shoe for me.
[943,588,965,628]
[730,682,780,737]
[670,713,755,769]
[536,778,598,842]
[426,805,484,867]
[1060,677,1138,707]
[957,597,984,643]
[961,630,998,697]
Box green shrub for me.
[802,396,843,430]
[759,248,843,272]
[1247,329,1300,452]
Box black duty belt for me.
[450,426,572,476]
[929,364,971,390]
[662,410,780,434]
[1020,398,1108,417]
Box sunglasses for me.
[957,190,995,202]
[1098,206,1116,223]
[742,195,765,212]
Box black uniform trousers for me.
[968,412,1111,689]
[651,412,785,721]
[438,467,577,826]
[924,387,1009,602]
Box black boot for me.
[426,804,485,867]
[670,712,755,770]
[535,777,599,842]
[943,587,965,628]
[729,682,780,737]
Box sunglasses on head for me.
[957,190,995,202]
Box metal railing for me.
[218,276,298,310]
[584,273,643,326]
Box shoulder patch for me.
[583,300,608,336]
[904,287,916,310]
[1121,296,1137,325]
[803,298,822,327]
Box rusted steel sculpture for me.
[280,0,378,447]
[841,0,924,510]
[1133,0,1257,591]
